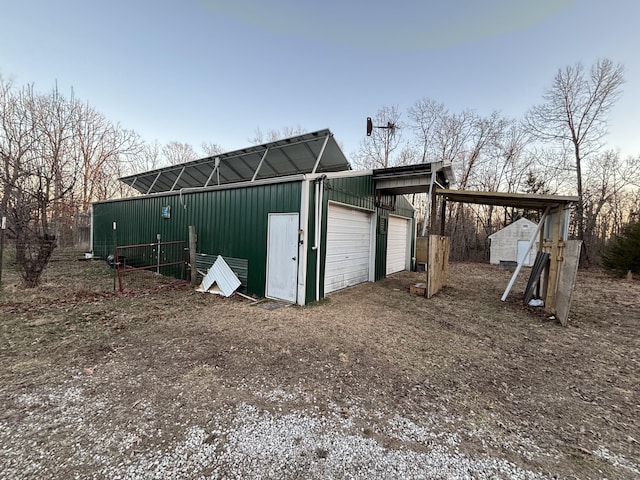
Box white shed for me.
[488,218,538,266]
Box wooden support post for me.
[536,215,545,299]
[501,206,550,301]
[426,235,450,298]
[555,240,582,326]
[545,208,563,313]
[430,186,438,234]
[439,196,446,236]
[189,225,197,286]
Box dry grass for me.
[0,248,638,478]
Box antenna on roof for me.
[366,116,399,168]
[366,117,397,137]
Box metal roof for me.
[436,189,578,209]
[120,129,350,195]
[372,162,455,195]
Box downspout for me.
[297,177,310,306]
[412,215,417,271]
[179,189,187,209]
[313,175,326,301]
[312,179,320,301]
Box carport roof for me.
[120,129,350,195]
[436,189,578,209]
[372,162,455,195]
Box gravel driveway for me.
[1,259,638,479]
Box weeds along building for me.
[92,129,451,305]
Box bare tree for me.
[455,111,508,191]
[471,120,532,235]
[443,111,507,256]
[248,125,307,145]
[75,101,141,211]
[395,145,419,166]
[581,150,640,256]
[353,105,403,169]
[0,78,76,286]
[491,121,531,193]
[161,141,198,166]
[431,110,471,169]
[408,98,447,163]
[407,101,470,236]
[526,58,625,263]
[201,141,225,157]
[0,77,145,285]
[35,84,80,245]
[520,146,574,196]
[129,140,162,175]
[0,78,38,226]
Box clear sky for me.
[1,0,638,160]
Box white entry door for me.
[266,213,299,302]
[517,240,531,266]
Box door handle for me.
[292,257,296,261]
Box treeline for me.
[0,76,226,285]
[2,58,639,286]
[0,74,307,285]
[353,59,640,265]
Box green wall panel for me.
[93,181,302,297]
[303,175,414,303]
[93,174,415,303]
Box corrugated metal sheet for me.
[93,180,301,298]
[200,256,242,297]
[196,254,248,288]
[303,175,376,301]
[93,171,415,303]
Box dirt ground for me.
[0,249,638,479]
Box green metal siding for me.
[304,174,414,303]
[93,181,302,297]
[93,173,414,304]
[304,180,318,304]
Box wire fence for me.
[114,240,189,292]
[0,240,189,294]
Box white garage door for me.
[324,203,372,294]
[386,216,410,275]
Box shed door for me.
[324,203,372,294]
[266,213,299,302]
[517,240,531,266]
[386,215,410,275]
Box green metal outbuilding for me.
[92,130,449,305]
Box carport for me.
[435,189,579,326]
[372,161,581,325]
[373,162,455,299]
